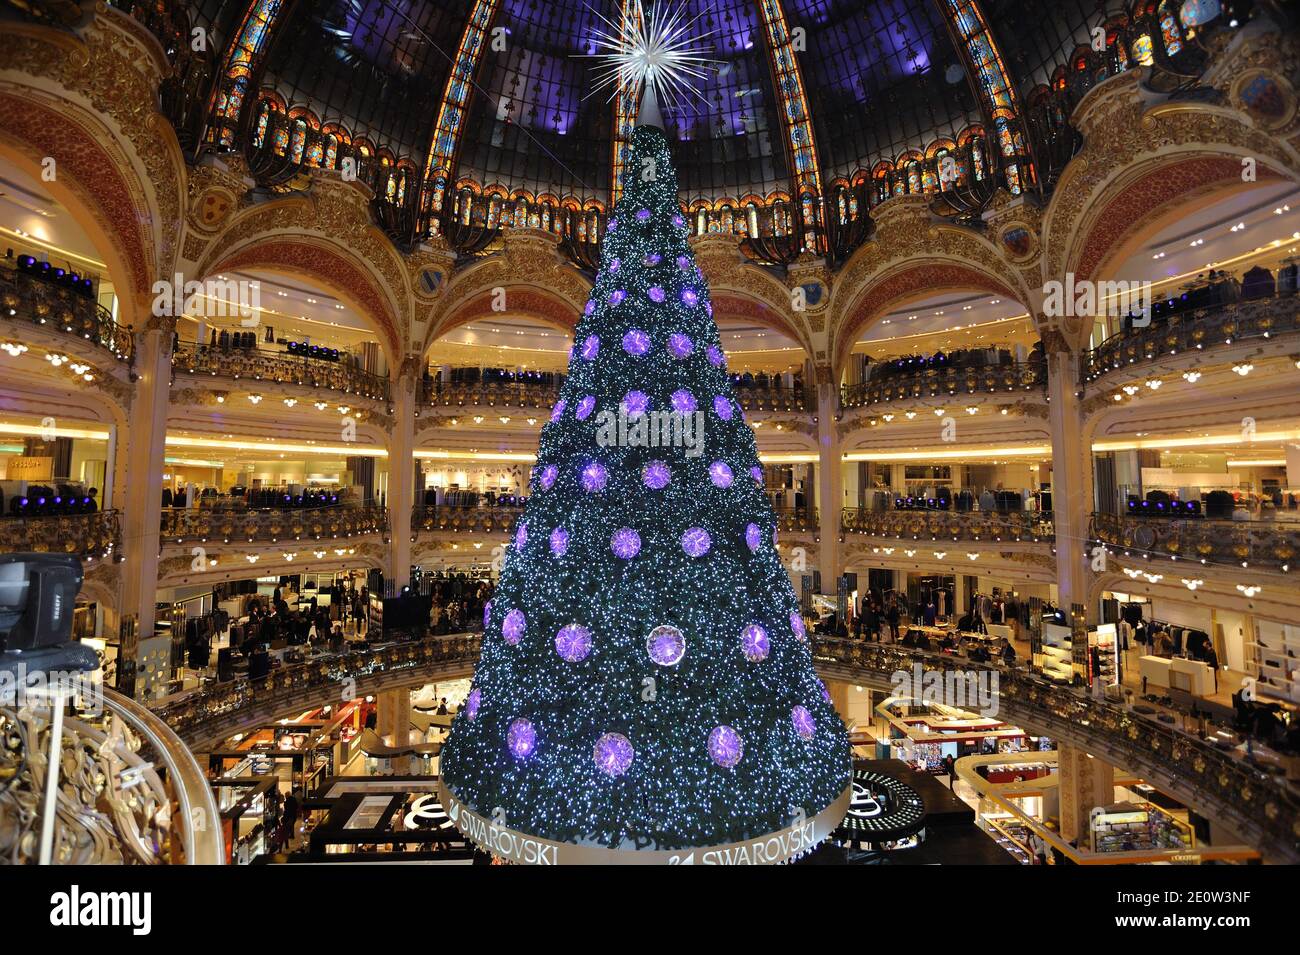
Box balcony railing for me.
[0,266,133,362]
[773,507,818,534]
[422,377,562,410]
[841,359,1045,411]
[150,634,482,748]
[160,503,387,545]
[172,342,390,401]
[732,381,811,413]
[0,509,121,560]
[1,684,222,864]
[810,636,1300,863]
[1090,512,1299,573]
[842,506,1055,543]
[413,504,524,536]
[1082,295,1300,385]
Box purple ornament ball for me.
[646,625,686,666]
[549,526,569,557]
[708,725,743,769]
[741,624,770,662]
[745,523,763,552]
[610,527,642,559]
[593,732,635,777]
[465,688,481,721]
[792,705,816,740]
[681,527,711,557]
[502,608,526,645]
[709,461,734,489]
[643,461,671,490]
[581,461,608,493]
[554,624,593,663]
[507,718,536,760]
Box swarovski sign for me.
[438,779,851,865]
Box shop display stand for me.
[1041,621,1074,684]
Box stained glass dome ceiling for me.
[210,0,1104,207]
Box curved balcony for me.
[1090,512,1299,573]
[0,266,133,362]
[150,634,482,749]
[810,637,1300,863]
[732,381,811,413]
[412,504,524,537]
[160,504,387,545]
[422,377,562,410]
[172,342,390,402]
[0,509,121,560]
[1082,295,1300,385]
[2,684,222,864]
[773,507,818,534]
[841,359,1045,412]
[842,507,1055,543]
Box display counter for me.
[1140,655,1214,696]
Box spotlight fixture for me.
[1232,363,1254,377]
[1236,584,1262,597]
[1181,371,1201,383]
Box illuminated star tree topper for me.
[581,0,719,125]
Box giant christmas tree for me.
[438,87,851,864]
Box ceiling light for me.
[248,394,262,404]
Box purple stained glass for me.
[622,390,650,416]
[709,461,734,489]
[647,286,666,303]
[609,289,627,306]
[584,301,596,317]
[644,253,662,266]
[713,395,733,421]
[636,208,651,221]
[581,334,600,360]
[465,688,481,721]
[745,523,763,552]
[670,390,697,415]
[610,527,642,559]
[537,464,558,491]
[792,705,816,740]
[708,725,743,769]
[706,345,726,368]
[676,255,691,270]
[550,399,567,423]
[643,461,671,490]
[667,333,694,358]
[503,609,526,646]
[550,526,569,557]
[750,466,764,483]
[581,461,608,493]
[681,527,711,557]
[741,624,770,662]
[507,718,536,760]
[646,624,686,666]
[622,329,650,356]
[681,289,699,307]
[483,601,492,628]
[554,624,593,663]
[790,611,807,642]
[514,521,528,549]
[593,732,635,777]
[576,395,596,421]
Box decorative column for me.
[1045,333,1091,619]
[387,360,418,590]
[376,688,412,775]
[117,315,173,643]
[1056,741,1114,847]
[815,365,842,586]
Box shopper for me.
[1028,829,1048,866]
